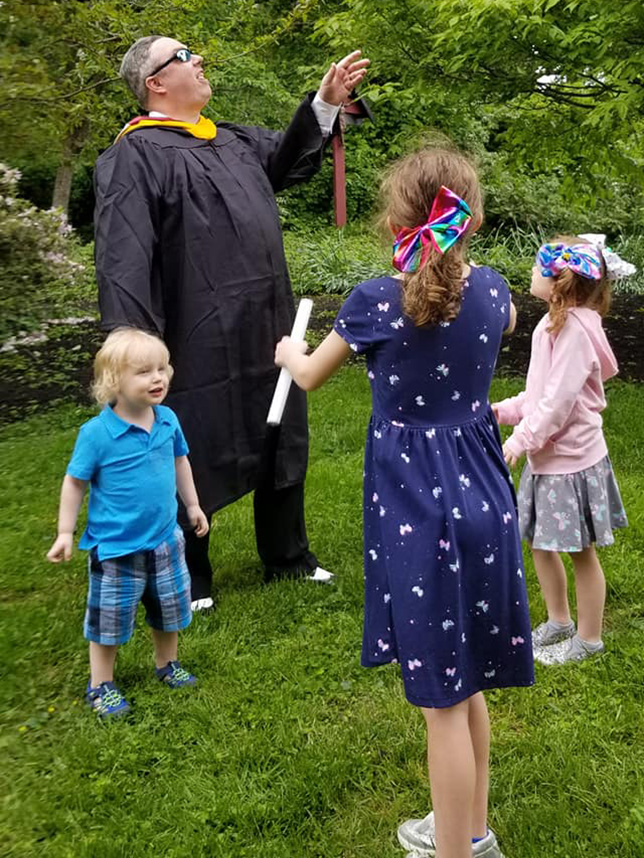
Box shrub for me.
[472,229,644,295]
[283,223,644,297]
[283,226,390,295]
[608,235,644,294]
[470,227,545,291]
[0,163,90,341]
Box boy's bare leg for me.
[569,546,606,643]
[89,642,118,687]
[532,548,572,623]
[151,629,178,668]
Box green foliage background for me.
[3,0,644,239]
[3,0,644,338]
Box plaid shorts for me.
[84,527,192,645]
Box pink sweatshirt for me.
[495,307,618,474]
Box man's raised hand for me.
[318,50,370,106]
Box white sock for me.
[548,618,574,630]
[578,636,603,651]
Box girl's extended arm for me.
[491,301,523,424]
[47,475,88,562]
[275,330,352,391]
[175,456,209,537]
[492,390,526,426]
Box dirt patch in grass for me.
[498,292,644,382]
[0,292,642,426]
[307,292,644,381]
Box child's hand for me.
[502,441,520,468]
[491,404,501,423]
[275,336,308,368]
[187,505,209,537]
[47,533,73,563]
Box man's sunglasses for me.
[149,48,193,77]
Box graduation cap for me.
[342,93,374,126]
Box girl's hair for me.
[92,328,173,406]
[380,146,483,327]
[545,236,611,335]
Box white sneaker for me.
[398,811,436,855]
[307,566,335,583]
[398,812,504,857]
[190,597,214,612]
[473,830,505,857]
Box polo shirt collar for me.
[99,405,172,437]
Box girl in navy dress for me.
[275,148,533,858]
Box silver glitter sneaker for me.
[535,634,604,666]
[398,812,505,857]
[531,620,576,648]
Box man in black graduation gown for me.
[94,36,368,609]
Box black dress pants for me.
[183,481,318,601]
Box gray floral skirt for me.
[517,455,628,552]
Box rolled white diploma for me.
[267,298,313,426]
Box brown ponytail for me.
[380,147,483,327]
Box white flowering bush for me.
[0,163,88,340]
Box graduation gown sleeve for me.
[94,135,166,335]
[218,93,333,193]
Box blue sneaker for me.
[85,681,131,719]
[155,660,197,688]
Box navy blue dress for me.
[334,268,534,708]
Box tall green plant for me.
[284,227,389,295]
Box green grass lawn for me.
[1,368,643,858]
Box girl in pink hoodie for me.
[493,236,630,665]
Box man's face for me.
[146,38,211,110]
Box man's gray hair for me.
[119,36,165,108]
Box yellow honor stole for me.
[115,115,217,143]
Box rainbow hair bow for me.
[392,185,473,274]
[536,242,603,281]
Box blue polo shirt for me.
[67,404,189,561]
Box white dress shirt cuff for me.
[312,94,341,136]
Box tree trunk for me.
[51,121,89,214]
[52,155,74,213]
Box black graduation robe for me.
[94,95,329,516]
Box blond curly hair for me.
[92,328,173,406]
